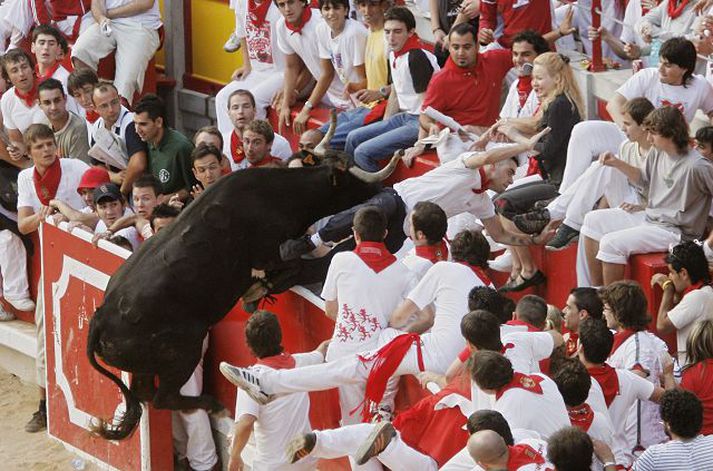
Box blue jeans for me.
[345,112,420,171]
[318,107,370,150]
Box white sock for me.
[310,232,323,247]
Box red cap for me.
[77,167,111,194]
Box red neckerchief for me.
[85,109,100,124]
[354,241,396,273]
[248,0,272,27]
[14,81,38,108]
[610,329,636,356]
[248,155,281,168]
[507,444,547,469]
[506,319,540,332]
[414,239,449,263]
[458,261,492,286]
[392,34,422,68]
[256,352,296,369]
[35,62,61,83]
[472,167,490,194]
[682,280,705,297]
[568,403,595,432]
[357,333,424,421]
[501,342,515,354]
[517,76,532,108]
[285,7,312,34]
[667,0,689,19]
[33,157,62,206]
[565,331,579,357]
[495,372,544,400]
[230,131,245,164]
[587,364,620,407]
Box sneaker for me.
[25,409,47,433]
[370,405,393,423]
[355,421,396,465]
[489,250,512,273]
[0,305,15,321]
[546,224,579,251]
[219,362,272,405]
[286,432,316,464]
[223,32,241,53]
[7,297,35,312]
[279,235,316,262]
[513,208,550,235]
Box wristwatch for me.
[379,86,389,98]
[304,100,314,110]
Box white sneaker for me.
[489,250,512,273]
[0,305,15,321]
[7,297,35,312]
[223,33,241,53]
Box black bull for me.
[86,154,400,440]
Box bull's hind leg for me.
[130,373,156,402]
[152,365,223,413]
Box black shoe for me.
[546,224,579,251]
[279,235,316,261]
[513,208,550,235]
[499,270,546,292]
[25,409,47,433]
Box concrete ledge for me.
[0,319,38,383]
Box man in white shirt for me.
[652,241,713,366]
[228,311,327,471]
[322,206,416,431]
[17,124,89,433]
[214,0,287,134]
[30,24,81,115]
[469,429,553,471]
[71,0,162,103]
[469,350,571,440]
[222,89,292,171]
[400,201,449,280]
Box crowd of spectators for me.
[2,0,713,469]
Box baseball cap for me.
[77,167,111,194]
[93,183,123,205]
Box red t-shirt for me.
[681,359,713,435]
[421,50,513,128]
[480,0,552,49]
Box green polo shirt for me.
[148,128,196,195]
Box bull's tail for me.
[86,319,142,440]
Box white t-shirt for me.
[605,369,656,468]
[316,19,367,110]
[105,0,161,29]
[275,10,344,107]
[394,155,496,233]
[495,373,571,439]
[501,331,555,374]
[500,82,539,119]
[235,351,323,470]
[17,158,89,212]
[235,0,286,72]
[1,86,48,132]
[401,252,434,281]
[586,407,617,471]
[616,68,713,123]
[321,251,416,360]
[390,47,439,115]
[607,331,668,450]
[221,130,293,172]
[408,261,487,370]
[668,285,713,364]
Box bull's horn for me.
[313,109,337,157]
[348,149,403,183]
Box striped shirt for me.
[632,435,713,471]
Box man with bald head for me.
[468,429,552,470]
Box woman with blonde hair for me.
[681,319,713,435]
[493,52,583,292]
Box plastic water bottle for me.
[71,458,86,470]
[648,38,662,68]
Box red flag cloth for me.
[15,81,38,108]
[33,157,62,206]
[516,76,532,108]
[85,109,100,124]
[587,364,620,407]
[356,333,424,421]
[285,7,312,34]
[610,329,636,356]
[568,403,594,432]
[256,352,296,369]
[458,261,492,286]
[247,0,272,27]
[353,241,396,273]
[362,99,387,125]
[667,0,689,19]
[392,34,423,68]
[507,444,549,469]
[414,239,449,263]
[495,372,544,400]
[230,131,245,164]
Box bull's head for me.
[306,110,402,184]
